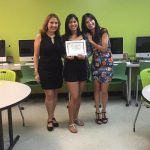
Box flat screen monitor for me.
[136,36,150,59]
[110,37,123,59]
[19,40,34,62]
[0,40,6,62]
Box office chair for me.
[20,65,37,84]
[20,66,41,94]
[0,69,25,126]
[135,62,150,106]
[111,62,129,106]
[133,68,150,132]
[19,65,41,125]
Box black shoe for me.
[52,117,59,127]
[95,112,102,125]
[101,112,108,124]
[47,121,53,131]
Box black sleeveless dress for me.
[38,33,63,89]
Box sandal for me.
[47,121,53,131]
[101,112,108,124]
[74,119,84,126]
[95,112,102,125]
[68,124,78,133]
[52,117,59,127]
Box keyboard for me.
[131,61,139,64]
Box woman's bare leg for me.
[67,82,79,132]
[101,83,109,113]
[74,81,85,124]
[67,82,79,124]
[101,83,109,123]
[44,89,58,129]
[94,80,100,113]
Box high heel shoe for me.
[101,112,108,124]
[52,117,59,127]
[47,121,53,131]
[95,112,102,125]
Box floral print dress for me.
[91,39,113,83]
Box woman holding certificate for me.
[34,13,63,132]
[82,13,113,125]
[62,14,87,133]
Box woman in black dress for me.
[34,13,63,131]
[62,14,87,133]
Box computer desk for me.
[0,63,21,70]
[0,63,35,70]
[126,62,140,104]
[113,61,139,104]
[0,62,143,105]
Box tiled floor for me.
[2,94,150,150]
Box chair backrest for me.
[0,69,16,81]
[139,62,150,71]
[140,68,150,88]
[20,65,37,84]
[112,63,127,80]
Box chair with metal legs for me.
[111,62,129,106]
[133,68,150,132]
[20,65,40,126]
[135,62,150,106]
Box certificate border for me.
[65,40,87,56]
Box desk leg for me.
[128,67,132,103]
[0,110,4,150]
[7,108,20,150]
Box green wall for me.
[0,0,150,62]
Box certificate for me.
[65,40,87,56]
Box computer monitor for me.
[110,37,123,59]
[136,36,150,59]
[0,40,6,62]
[19,40,34,62]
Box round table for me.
[142,84,150,103]
[0,80,31,150]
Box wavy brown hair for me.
[40,13,61,36]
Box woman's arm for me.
[87,32,109,53]
[33,33,41,82]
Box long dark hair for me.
[63,14,82,40]
[40,13,61,37]
[82,13,108,43]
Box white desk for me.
[114,61,140,104]
[0,80,31,150]
[142,85,150,102]
[0,63,35,70]
[0,63,21,70]
[0,62,140,105]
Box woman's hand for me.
[66,56,74,60]
[34,72,40,83]
[87,33,97,51]
[76,54,86,60]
